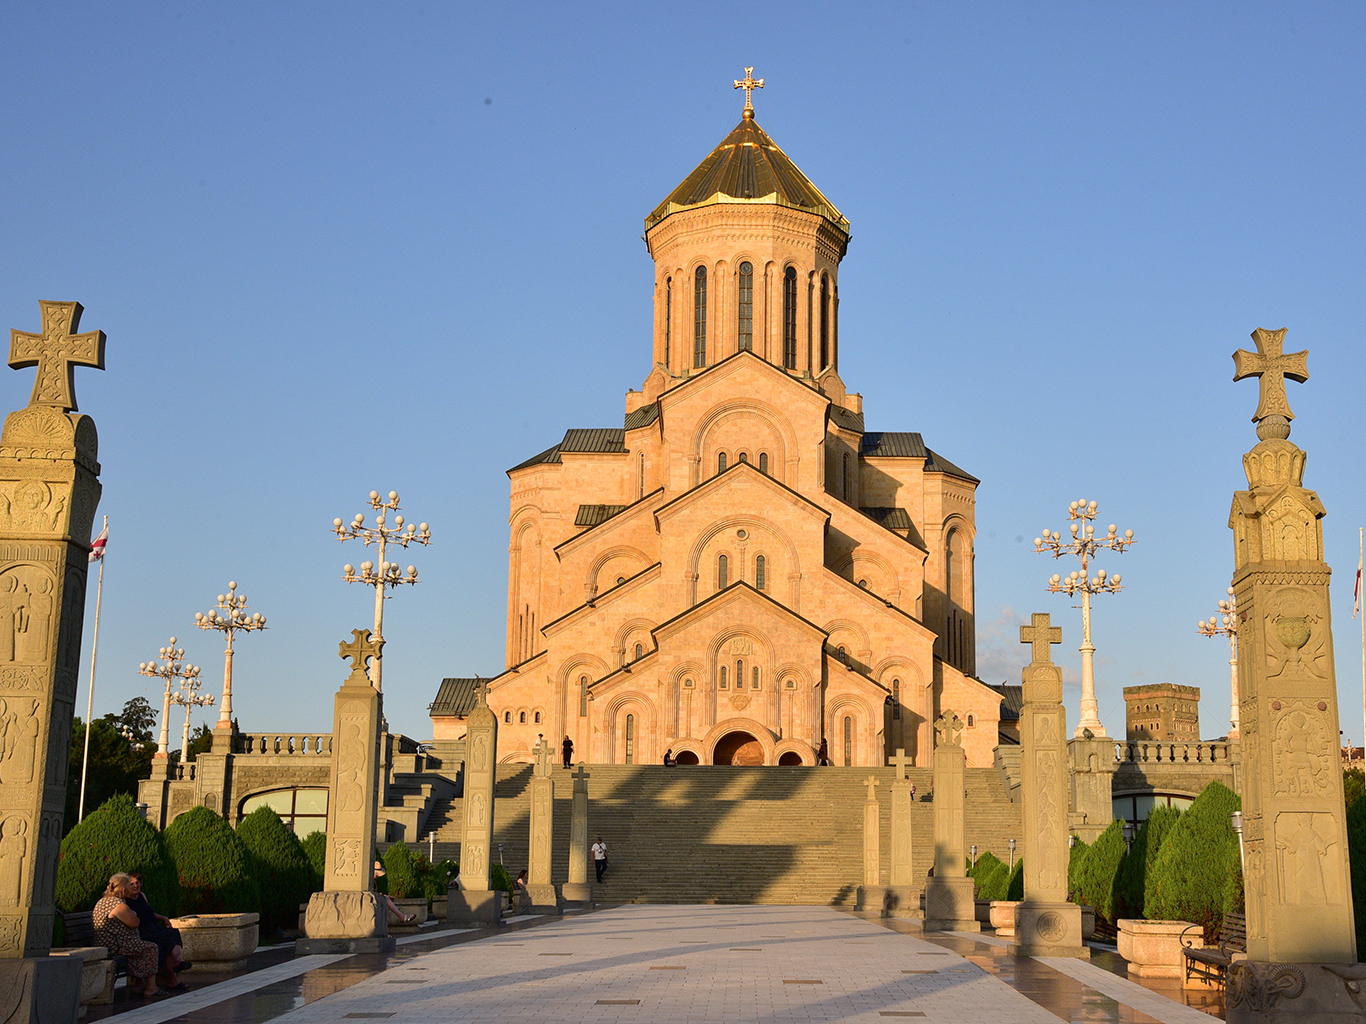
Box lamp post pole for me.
[1035,499,1135,737]
[333,490,431,690]
[195,581,267,734]
[139,638,201,761]
[1197,587,1239,738]
[171,674,215,759]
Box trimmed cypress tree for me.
[1067,837,1090,902]
[491,862,514,898]
[56,793,179,914]
[1076,819,1126,924]
[970,850,1004,882]
[1347,792,1366,958]
[978,860,1010,901]
[381,842,421,899]
[1145,781,1240,934]
[1114,805,1181,920]
[164,806,260,915]
[301,830,326,890]
[236,807,315,937]
[1005,858,1024,900]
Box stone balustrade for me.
[173,762,196,781]
[1115,740,1230,764]
[236,733,333,755]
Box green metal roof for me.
[860,432,926,458]
[624,402,660,431]
[560,428,626,454]
[574,504,628,528]
[429,677,483,717]
[859,507,913,532]
[924,448,980,484]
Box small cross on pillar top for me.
[9,300,106,412]
[733,67,764,118]
[1233,327,1309,438]
[338,628,382,684]
[863,774,880,800]
[1020,612,1063,665]
[889,748,914,781]
[573,763,590,783]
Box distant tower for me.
[1123,683,1201,741]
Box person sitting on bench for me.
[125,872,189,990]
[93,874,165,998]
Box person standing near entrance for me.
[562,734,574,768]
[817,738,830,765]
[591,835,609,883]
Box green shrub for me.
[1146,782,1240,935]
[1348,794,1366,959]
[977,861,1009,901]
[970,850,1004,882]
[1345,768,1365,813]
[301,830,326,889]
[1115,806,1180,920]
[1221,839,1244,919]
[1077,820,1126,923]
[416,856,458,902]
[56,793,179,914]
[1067,837,1089,902]
[164,806,260,915]
[236,807,315,937]
[381,842,421,899]
[1005,858,1024,900]
[491,862,514,897]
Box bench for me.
[61,912,128,981]
[1181,912,1245,987]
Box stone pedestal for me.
[453,681,499,920]
[855,885,888,913]
[298,893,392,954]
[525,740,559,914]
[445,888,502,925]
[563,765,592,907]
[883,887,919,919]
[171,913,259,969]
[925,717,978,932]
[1229,962,1366,1023]
[526,885,561,915]
[924,877,977,932]
[50,948,112,1006]
[1117,919,1200,980]
[1012,902,1086,957]
[883,749,915,918]
[0,957,82,1024]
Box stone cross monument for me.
[562,764,593,906]
[925,710,978,932]
[855,774,885,912]
[525,737,560,913]
[448,679,502,923]
[1010,613,1086,957]
[298,630,393,954]
[0,301,105,1022]
[1224,329,1362,1021]
[884,748,917,918]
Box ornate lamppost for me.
[195,581,267,733]
[171,674,215,761]
[1035,499,1135,737]
[333,490,431,690]
[1197,587,1239,738]
[139,638,201,760]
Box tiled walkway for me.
[97,905,1224,1024]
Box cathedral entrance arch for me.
[714,731,764,765]
[777,751,803,766]
[674,750,700,765]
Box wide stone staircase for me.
[421,764,1020,905]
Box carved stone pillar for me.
[883,749,916,918]
[925,712,977,932]
[0,301,105,1023]
[562,764,593,905]
[1067,735,1117,844]
[447,682,501,923]
[526,739,559,913]
[854,775,885,912]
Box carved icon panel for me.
[1264,587,1330,682]
[0,481,67,535]
[0,814,28,907]
[1274,811,1341,906]
[0,565,57,665]
[0,697,40,785]
[1272,702,1331,798]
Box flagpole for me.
[77,516,107,823]
[1358,525,1364,770]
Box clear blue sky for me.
[3,3,1364,746]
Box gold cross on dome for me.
[9,301,106,412]
[733,67,764,116]
[1233,327,1309,424]
[338,628,382,682]
[1020,612,1062,665]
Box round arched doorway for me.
[778,751,803,766]
[674,750,700,765]
[713,731,764,765]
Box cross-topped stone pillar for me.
[925,711,978,932]
[855,775,885,913]
[297,630,394,955]
[0,301,106,1023]
[883,749,918,918]
[525,737,560,914]
[1010,613,1087,957]
[447,679,501,924]
[562,764,593,906]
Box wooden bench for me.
[61,912,128,982]
[1181,912,1245,987]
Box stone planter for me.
[1116,919,1201,979]
[989,900,1019,936]
[388,897,428,934]
[974,899,992,924]
[51,947,113,1006]
[431,895,448,920]
[1080,906,1095,941]
[170,913,259,970]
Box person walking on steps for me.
[817,738,831,766]
[562,734,574,768]
[592,835,609,883]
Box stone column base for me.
[297,892,393,953]
[1008,901,1088,958]
[1228,961,1366,1023]
[446,887,504,925]
[855,885,888,913]
[0,955,83,1024]
[561,881,594,906]
[924,877,980,932]
[881,886,921,919]
[526,884,562,915]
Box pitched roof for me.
[991,683,1023,722]
[624,402,660,431]
[646,116,848,233]
[560,428,626,454]
[828,405,865,434]
[574,504,627,528]
[860,432,926,458]
[924,448,980,484]
[507,443,561,474]
[859,507,912,532]
[429,678,483,717]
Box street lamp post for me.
[195,581,267,733]
[139,638,201,760]
[1035,499,1135,737]
[171,674,215,761]
[333,490,431,690]
[1197,587,1239,738]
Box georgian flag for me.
[1354,547,1362,618]
[88,524,107,563]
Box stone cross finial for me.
[863,774,879,801]
[889,748,914,781]
[934,710,964,747]
[9,300,106,412]
[338,628,382,684]
[473,676,489,705]
[1020,612,1062,664]
[733,67,764,116]
[534,736,551,777]
[1233,327,1308,437]
[573,764,590,784]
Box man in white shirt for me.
[591,836,608,883]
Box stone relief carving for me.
[0,698,39,784]
[727,637,752,655]
[471,733,489,772]
[0,566,55,664]
[469,793,487,829]
[1036,911,1065,942]
[0,915,20,955]
[1265,586,1329,681]
[335,713,367,815]
[0,666,42,690]
[0,481,66,534]
[1273,703,1331,797]
[333,838,360,877]
[729,694,751,711]
[1228,962,1306,1013]
[1275,811,1340,905]
[0,815,27,906]
[464,840,486,880]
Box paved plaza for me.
[90,905,1223,1024]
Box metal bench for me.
[61,911,128,982]
[1181,911,1245,987]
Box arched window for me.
[737,262,753,351]
[534,711,541,724]
[837,645,846,665]
[504,711,512,723]
[736,659,744,689]
[843,715,853,766]
[892,678,900,720]
[717,451,727,474]
[683,677,694,689]
[945,529,963,666]
[967,714,975,727]
[758,452,768,474]
[664,276,672,366]
[241,788,328,833]
[634,643,643,660]
[752,667,760,689]
[718,554,728,589]
[579,675,589,717]
[693,266,707,368]
[738,451,748,463]
[519,711,527,724]
[782,267,798,369]
[719,665,728,689]
[785,677,795,689]
[843,452,851,501]
[754,555,766,591]
[625,714,635,764]
[819,273,830,370]
[638,451,644,499]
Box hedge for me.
[301,830,326,890]
[1145,782,1240,935]
[970,850,1004,882]
[1115,805,1180,920]
[1005,858,1024,901]
[56,794,179,915]
[417,857,458,902]
[381,842,421,899]
[978,860,1009,901]
[1349,793,1366,958]
[164,807,260,915]
[1067,837,1089,902]
[236,807,316,936]
[491,862,515,898]
[1076,820,1125,923]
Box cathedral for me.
[430,77,1008,768]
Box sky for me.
[2,3,1364,746]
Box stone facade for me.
[1124,683,1200,741]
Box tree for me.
[381,843,421,900]
[57,793,179,915]
[1115,805,1181,920]
[301,830,327,890]
[115,696,158,738]
[236,807,315,937]
[1345,767,1365,813]
[1146,781,1241,934]
[1067,837,1090,902]
[64,716,155,835]
[1076,820,1126,923]
[1005,858,1024,900]
[978,861,1010,901]
[164,807,260,915]
[969,850,1004,882]
[185,723,214,762]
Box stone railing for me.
[236,733,332,756]
[173,762,196,781]
[1115,740,1230,764]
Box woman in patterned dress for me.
[92,873,164,997]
